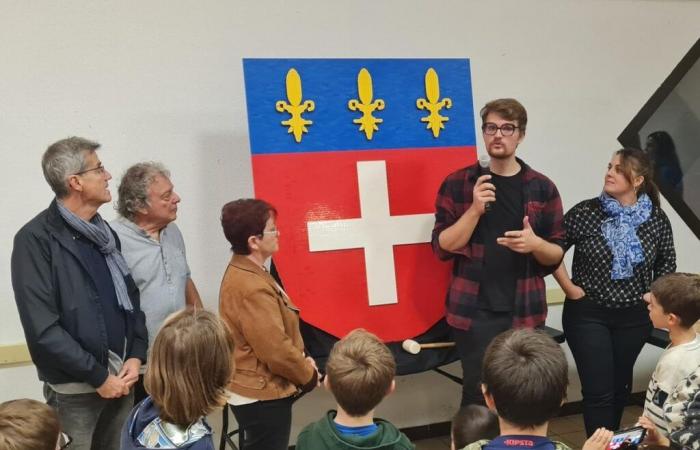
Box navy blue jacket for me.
[11,200,148,387]
[120,397,214,450]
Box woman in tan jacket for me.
[219,198,318,450]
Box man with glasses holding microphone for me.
[431,98,565,406]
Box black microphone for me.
[478,154,492,212]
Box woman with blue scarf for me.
[554,148,676,436]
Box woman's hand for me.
[306,356,322,387]
[582,428,613,450]
[565,284,586,300]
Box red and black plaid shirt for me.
[431,158,565,330]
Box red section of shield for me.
[252,147,475,342]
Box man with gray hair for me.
[111,162,202,404]
[11,137,148,450]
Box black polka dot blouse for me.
[562,198,677,308]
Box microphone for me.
[477,154,492,212]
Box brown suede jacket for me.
[219,254,316,400]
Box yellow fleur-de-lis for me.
[416,68,452,138]
[276,68,315,143]
[348,68,385,140]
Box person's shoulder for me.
[223,261,267,290]
[163,222,187,246]
[460,439,490,450]
[444,163,479,182]
[296,415,329,447]
[552,441,572,450]
[109,216,127,229]
[664,336,700,363]
[14,207,52,244]
[653,344,700,386]
[650,205,671,222]
[108,217,142,243]
[520,161,556,185]
[520,162,562,201]
[164,221,183,236]
[567,198,600,214]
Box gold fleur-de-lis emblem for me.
[416,68,452,138]
[348,68,385,140]
[276,68,315,143]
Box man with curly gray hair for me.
[111,162,202,404]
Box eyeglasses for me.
[74,164,106,176]
[482,122,520,136]
[59,432,73,449]
[258,228,280,238]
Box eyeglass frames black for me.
[481,122,520,136]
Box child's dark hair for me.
[482,329,568,428]
[452,404,499,449]
[651,273,700,328]
[325,329,395,417]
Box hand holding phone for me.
[606,426,646,450]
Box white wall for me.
[1,0,699,436]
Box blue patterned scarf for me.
[57,201,134,312]
[599,192,652,280]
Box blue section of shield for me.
[243,59,476,154]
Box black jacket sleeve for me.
[11,227,109,388]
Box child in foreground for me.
[639,273,700,445]
[451,404,499,450]
[461,328,613,450]
[0,398,67,450]
[121,308,234,450]
[296,328,414,450]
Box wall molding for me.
[0,343,31,367]
[0,288,567,368]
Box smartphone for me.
[606,426,646,450]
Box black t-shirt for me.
[478,170,525,311]
[72,231,127,357]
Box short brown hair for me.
[651,273,700,328]
[220,198,277,254]
[0,399,60,450]
[482,329,568,428]
[452,404,499,449]
[145,308,234,427]
[326,329,396,416]
[480,98,528,133]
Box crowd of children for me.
[1,272,699,450]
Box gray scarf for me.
[57,201,134,312]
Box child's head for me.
[0,399,61,450]
[451,404,499,450]
[649,273,700,330]
[481,328,568,429]
[145,308,234,427]
[325,328,396,417]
